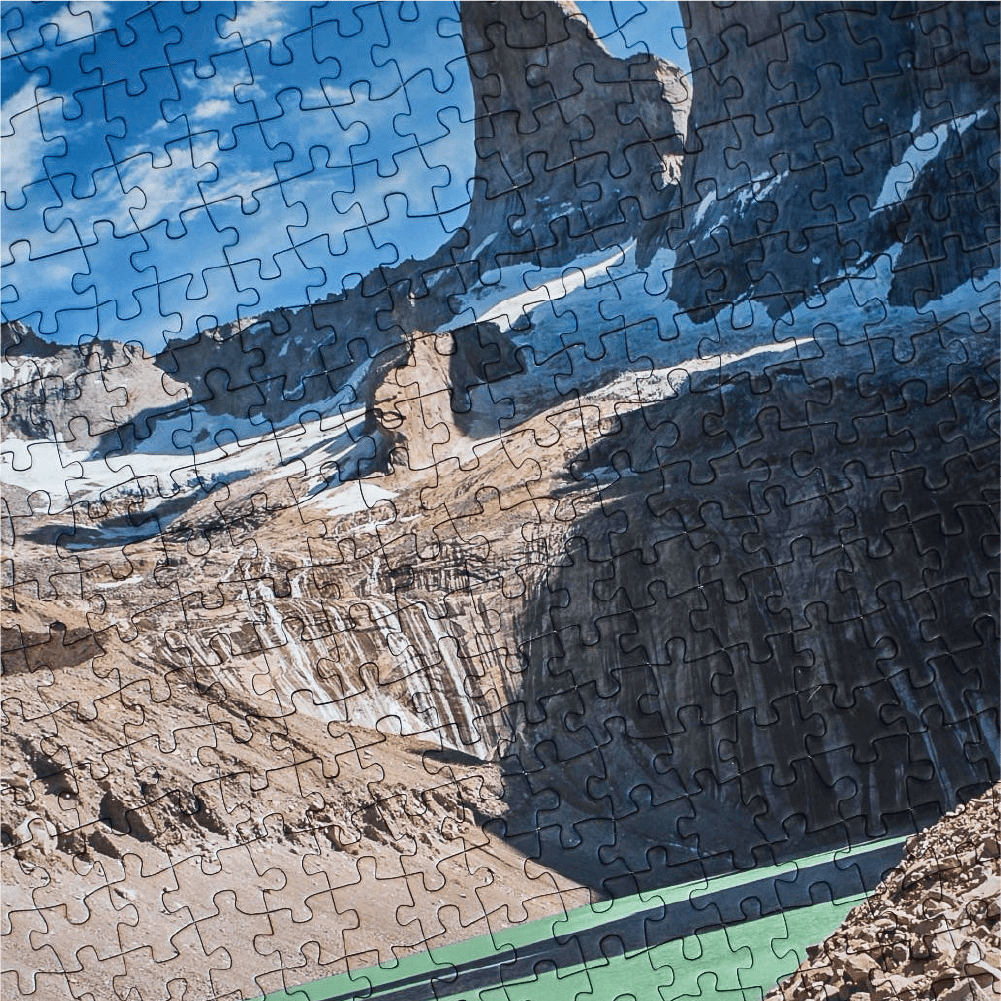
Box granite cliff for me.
[665,1,1000,319]
[504,0,999,889]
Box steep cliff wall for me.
[458,0,688,271]
[667,1,999,320]
[487,3,999,893]
[508,318,1000,889]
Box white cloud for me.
[173,64,261,126]
[190,98,233,122]
[114,154,213,231]
[1,104,60,204]
[2,81,43,129]
[299,85,330,106]
[47,2,110,42]
[218,1,293,45]
[78,1,112,32]
[313,83,354,107]
[98,149,279,235]
[180,66,252,100]
[35,250,88,288]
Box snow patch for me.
[468,233,497,261]
[309,480,396,515]
[693,189,716,225]
[601,337,817,412]
[736,171,789,214]
[440,243,635,334]
[874,110,986,210]
[1,403,368,516]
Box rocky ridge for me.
[459,0,689,271]
[1,320,184,447]
[1,3,690,454]
[667,1,1000,320]
[768,782,1001,1001]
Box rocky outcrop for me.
[154,0,691,438]
[1,320,183,443]
[458,0,688,272]
[666,1,1000,321]
[149,284,417,449]
[768,783,1000,1001]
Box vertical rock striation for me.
[507,329,1000,892]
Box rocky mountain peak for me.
[458,0,690,270]
[1,319,183,446]
[667,0,999,321]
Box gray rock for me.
[664,2,1000,321]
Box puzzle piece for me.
[2,2,998,1001]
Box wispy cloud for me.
[217,1,296,45]
[170,62,261,133]
[2,80,47,127]
[48,1,112,41]
[1,91,65,204]
[1,1,112,56]
[3,0,488,347]
[179,66,252,100]
[190,97,234,122]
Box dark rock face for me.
[507,321,1000,891]
[459,0,689,271]
[154,288,414,431]
[493,6,999,894]
[666,1,1000,321]
[496,6,1000,883]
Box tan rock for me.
[843,952,878,983]
[769,785,1001,1001]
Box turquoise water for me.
[261,836,905,1001]
[433,899,860,1001]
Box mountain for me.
[1,1,691,538]
[502,0,1001,889]
[666,1,1000,320]
[1,2,998,999]
[458,0,689,271]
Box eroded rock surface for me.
[507,318,999,891]
[460,0,689,271]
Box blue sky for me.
[1,1,689,350]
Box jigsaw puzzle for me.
[1,1,999,999]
